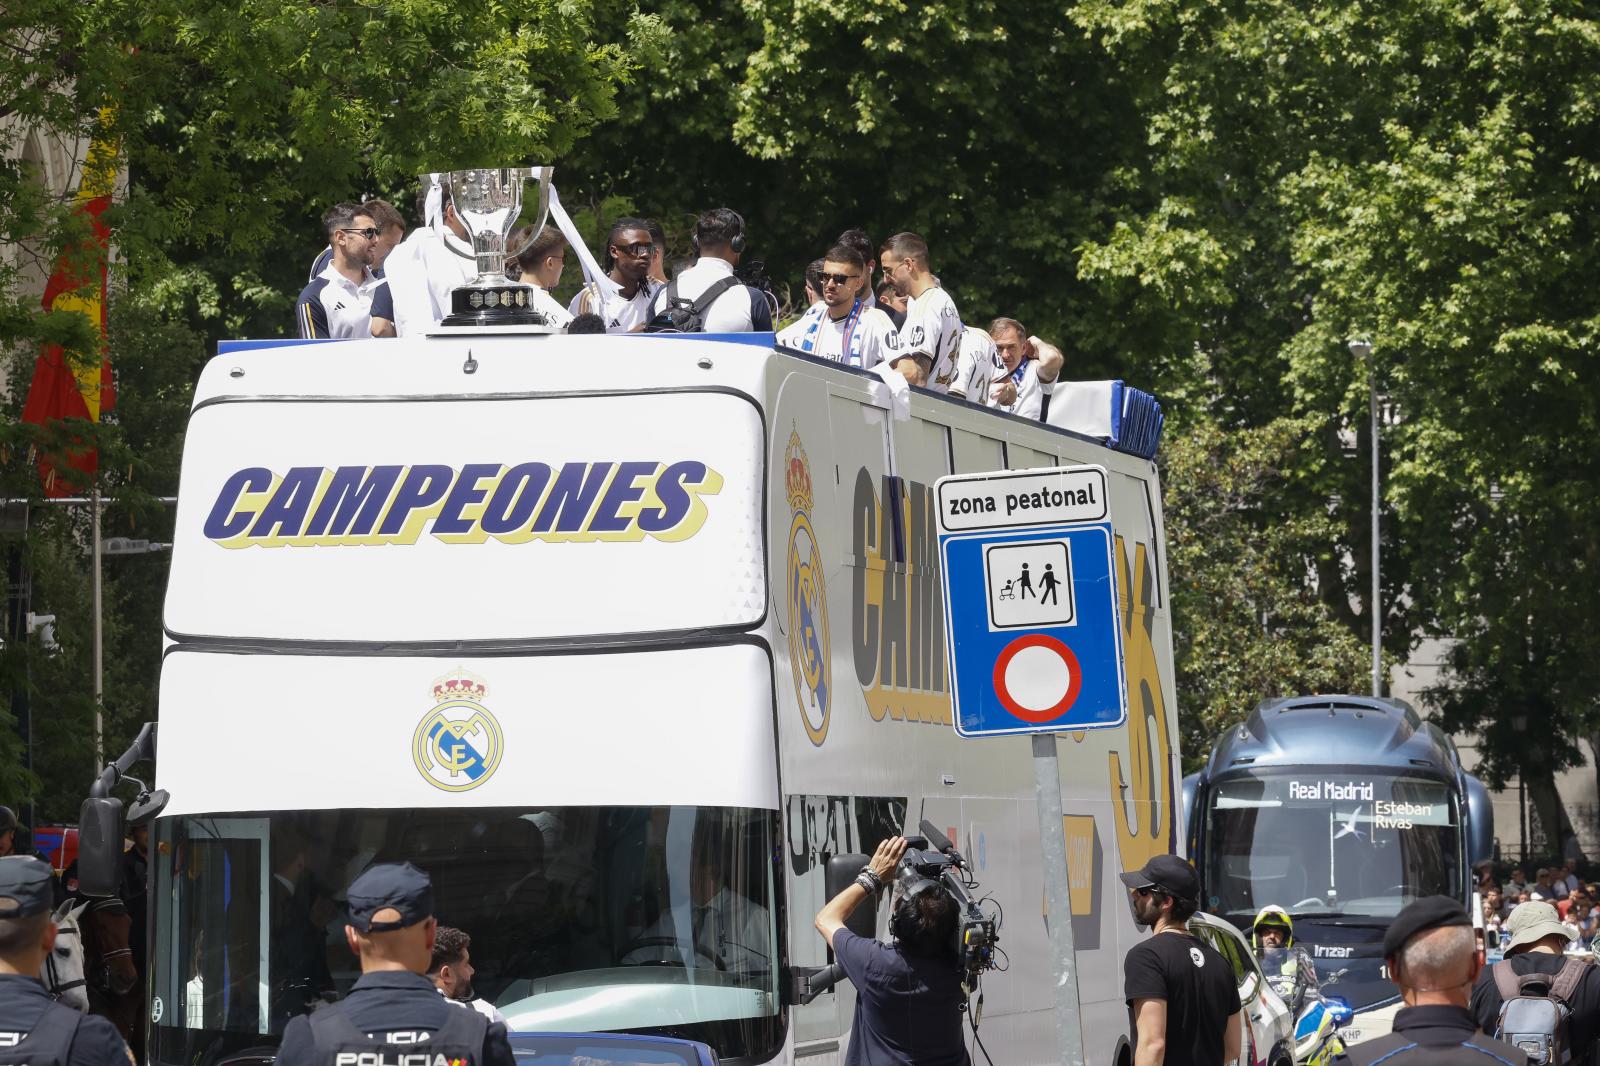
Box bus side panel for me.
[766,360,1180,1066]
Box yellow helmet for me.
[1252,905,1294,951]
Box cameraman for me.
[814,836,971,1066]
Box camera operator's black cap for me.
[0,856,55,919]
[1382,895,1469,959]
[347,862,433,933]
[1118,854,1200,904]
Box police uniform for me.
[274,863,514,1066]
[0,857,133,1066]
[1333,896,1528,1066]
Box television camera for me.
[796,819,1004,1005]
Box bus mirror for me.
[75,796,126,898]
[127,788,170,826]
[826,853,877,940]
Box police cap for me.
[1117,853,1200,904]
[1382,894,1470,958]
[0,855,55,919]
[347,861,434,933]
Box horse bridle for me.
[85,898,134,992]
[44,921,85,1001]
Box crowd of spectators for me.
[1477,858,1600,941]
[293,196,1068,423]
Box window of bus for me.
[1202,773,1461,921]
[149,806,782,1065]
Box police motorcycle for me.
[1254,907,1352,1066]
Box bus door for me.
[153,816,272,1035]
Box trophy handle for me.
[502,166,555,263]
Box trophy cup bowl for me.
[436,166,554,328]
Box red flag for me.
[21,120,117,497]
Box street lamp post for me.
[1348,338,1381,697]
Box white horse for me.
[40,899,90,1012]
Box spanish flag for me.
[21,114,118,497]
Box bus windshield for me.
[1204,772,1462,921]
[149,806,781,1065]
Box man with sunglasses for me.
[567,217,660,333]
[295,203,386,339]
[1120,855,1242,1066]
[776,244,898,367]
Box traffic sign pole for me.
[1033,732,1086,1066]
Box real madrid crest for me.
[785,429,832,745]
[413,668,504,792]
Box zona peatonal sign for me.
[935,466,1128,738]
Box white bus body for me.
[147,333,1186,1066]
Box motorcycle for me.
[1262,948,1354,1065]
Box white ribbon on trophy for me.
[546,184,620,302]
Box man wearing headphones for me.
[814,836,970,1066]
[648,208,775,333]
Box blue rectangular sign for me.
[938,521,1128,738]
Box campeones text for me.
[203,461,723,547]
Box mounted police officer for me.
[1332,896,1528,1066]
[274,863,514,1066]
[0,856,133,1066]
[1252,905,1319,1015]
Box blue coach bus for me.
[1183,695,1493,1047]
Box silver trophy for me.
[433,166,554,326]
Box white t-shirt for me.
[775,299,900,369]
[896,286,964,392]
[568,278,660,334]
[380,228,475,336]
[649,257,774,333]
[949,326,1005,403]
[530,286,572,328]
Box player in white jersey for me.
[508,224,574,328]
[949,325,1018,406]
[878,232,962,391]
[776,243,899,368]
[990,317,1065,421]
[567,217,660,333]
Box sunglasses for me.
[614,241,655,259]
[820,272,861,287]
[1131,884,1164,898]
[340,227,381,240]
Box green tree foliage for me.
[1163,409,1371,767]
[1,0,656,821]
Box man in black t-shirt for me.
[814,836,969,1066]
[1120,854,1241,1066]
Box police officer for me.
[274,863,514,1066]
[0,856,134,1066]
[1252,905,1319,1015]
[1333,896,1528,1065]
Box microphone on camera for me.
[920,819,966,869]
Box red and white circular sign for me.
[991,634,1083,723]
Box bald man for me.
[1333,896,1526,1065]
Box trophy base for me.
[440,283,550,328]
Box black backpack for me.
[644,276,741,333]
[1492,956,1586,1065]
